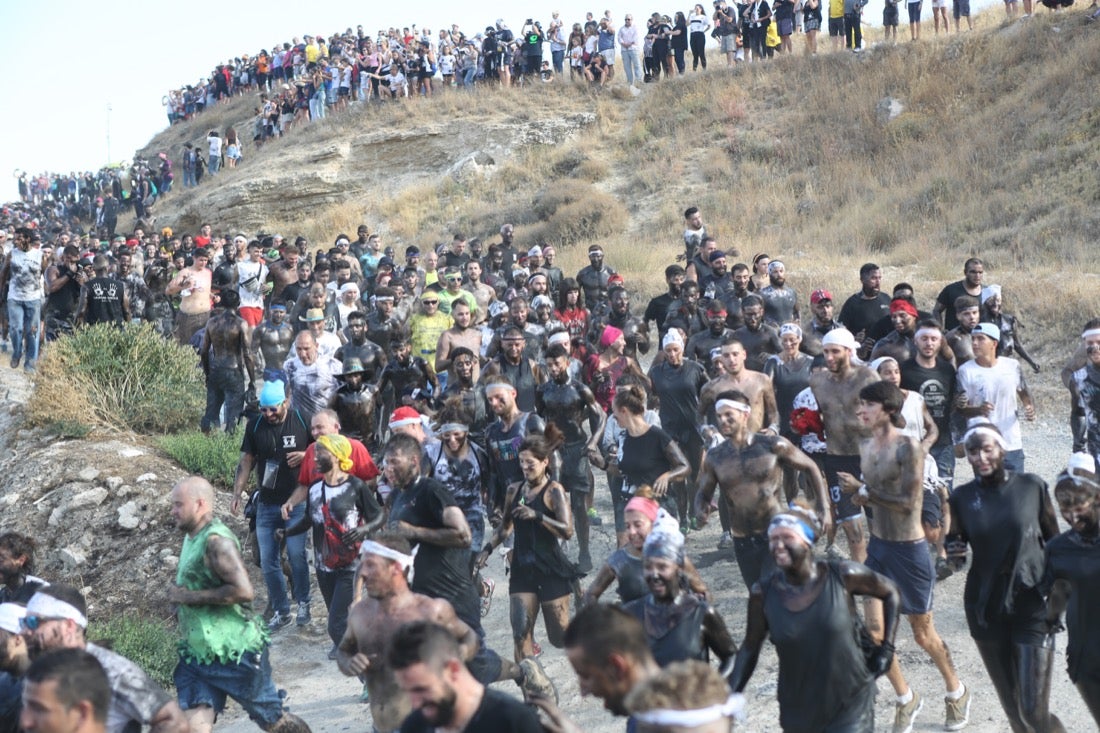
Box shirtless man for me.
[337,537,546,732]
[810,327,879,562]
[537,345,606,572]
[698,339,779,550]
[837,382,969,733]
[694,390,830,589]
[265,244,300,301]
[253,302,296,384]
[165,247,213,345]
[944,296,979,367]
[335,311,387,387]
[463,260,496,325]
[435,301,482,380]
[199,289,256,434]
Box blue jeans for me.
[462,67,477,86]
[183,169,196,188]
[202,367,246,433]
[8,298,41,368]
[174,647,284,727]
[310,90,326,120]
[552,49,565,74]
[256,502,310,614]
[208,153,221,175]
[620,48,642,84]
[930,443,956,491]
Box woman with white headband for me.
[1045,453,1100,725]
[764,323,814,501]
[730,503,901,732]
[945,420,1066,732]
[979,285,1040,374]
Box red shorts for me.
[238,306,263,326]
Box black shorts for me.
[865,536,934,615]
[824,454,865,523]
[734,533,775,590]
[828,16,846,35]
[509,565,573,601]
[921,490,942,528]
[884,3,900,24]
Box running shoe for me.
[519,657,558,704]
[893,690,923,733]
[296,602,311,627]
[935,556,954,582]
[717,531,733,550]
[267,610,293,632]
[587,507,603,526]
[480,578,495,618]
[944,687,971,731]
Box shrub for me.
[159,430,244,489]
[29,324,204,435]
[88,616,178,690]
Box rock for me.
[161,555,179,570]
[136,473,157,483]
[876,97,905,125]
[60,547,87,569]
[447,151,497,183]
[67,487,109,510]
[48,507,65,527]
[77,467,100,482]
[118,448,145,458]
[117,501,142,530]
[106,476,124,491]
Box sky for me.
[1,0,997,200]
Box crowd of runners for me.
[2,197,1100,733]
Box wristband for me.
[857,485,870,500]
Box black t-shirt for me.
[619,426,677,491]
[899,358,955,448]
[838,292,891,338]
[389,478,480,628]
[644,293,676,340]
[443,251,470,269]
[935,281,978,331]
[400,688,542,733]
[649,360,708,440]
[240,409,313,504]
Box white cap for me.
[0,604,26,634]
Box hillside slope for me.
[141,10,1100,350]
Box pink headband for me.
[624,496,659,522]
[600,325,624,349]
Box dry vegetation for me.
[141,9,1100,359]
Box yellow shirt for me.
[409,311,453,365]
[305,43,320,64]
[830,0,845,18]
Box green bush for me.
[160,430,244,489]
[29,324,204,435]
[88,616,178,690]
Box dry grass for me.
[144,8,1100,355]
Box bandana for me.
[662,331,684,349]
[633,695,747,727]
[359,540,419,582]
[624,496,659,522]
[600,325,624,350]
[767,513,816,545]
[715,398,751,414]
[821,328,858,352]
[259,380,286,408]
[889,299,918,317]
[26,594,87,629]
[642,510,685,564]
[778,323,802,339]
[869,356,898,374]
[961,422,1008,451]
[0,604,26,634]
[316,434,353,471]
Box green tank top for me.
[176,519,268,664]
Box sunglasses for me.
[21,616,64,631]
[259,407,281,414]
[423,300,439,305]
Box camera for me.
[526,18,533,24]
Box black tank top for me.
[763,561,873,732]
[498,357,537,412]
[510,481,576,579]
[623,592,710,667]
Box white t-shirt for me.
[689,13,711,32]
[8,247,44,301]
[898,390,926,442]
[956,358,1026,451]
[208,135,222,157]
[236,259,268,309]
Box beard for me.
[420,686,458,727]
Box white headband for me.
[1068,452,1097,474]
[26,594,87,628]
[767,513,816,545]
[662,331,684,349]
[779,323,802,339]
[438,423,469,434]
[548,332,570,348]
[914,327,941,341]
[1082,329,1100,341]
[962,426,1008,451]
[715,399,751,414]
[359,541,418,579]
[485,383,514,397]
[633,694,746,727]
